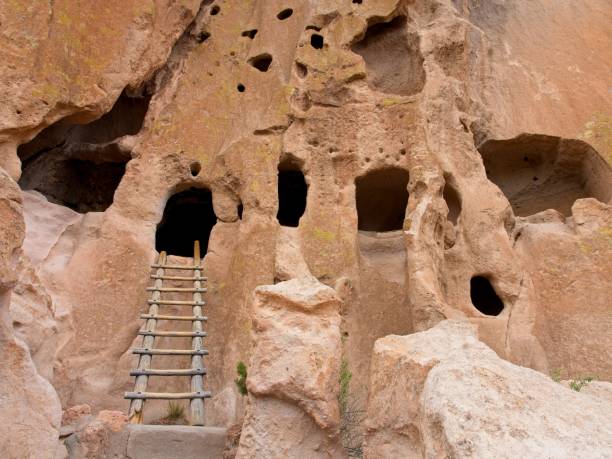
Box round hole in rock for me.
[156,187,217,257]
[237,83,246,92]
[277,158,307,227]
[295,62,307,78]
[248,53,273,72]
[190,161,201,176]
[470,276,504,316]
[356,167,409,232]
[277,8,293,20]
[196,31,210,43]
[241,29,258,39]
[310,33,324,49]
[210,5,220,15]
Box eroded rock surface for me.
[237,277,343,458]
[365,321,612,458]
[0,0,610,457]
[0,170,63,459]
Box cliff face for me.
[1,0,611,457]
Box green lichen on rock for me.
[580,113,612,165]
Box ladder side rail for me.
[190,241,205,426]
[127,251,166,423]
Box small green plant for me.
[550,368,563,383]
[569,375,596,392]
[235,361,248,395]
[338,359,363,457]
[166,401,185,420]
[338,359,352,414]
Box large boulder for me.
[237,277,344,458]
[364,320,612,458]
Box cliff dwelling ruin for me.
[2,1,612,458]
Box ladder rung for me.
[138,330,207,337]
[132,348,209,356]
[146,287,207,293]
[150,275,207,281]
[148,300,205,306]
[140,314,208,321]
[151,264,202,270]
[130,368,207,377]
[124,391,211,400]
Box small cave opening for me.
[237,83,246,92]
[443,176,462,225]
[470,276,504,316]
[210,5,220,15]
[355,167,409,232]
[19,88,150,161]
[17,88,151,212]
[277,8,293,20]
[248,53,273,72]
[351,16,425,96]
[241,29,258,39]
[478,134,612,217]
[277,158,307,227]
[310,33,324,49]
[156,188,217,257]
[19,157,127,213]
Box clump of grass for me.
[235,361,248,396]
[569,375,597,392]
[166,401,185,421]
[550,368,563,383]
[338,359,364,458]
[339,360,352,414]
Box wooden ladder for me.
[125,241,211,425]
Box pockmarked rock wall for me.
[0,0,611,457]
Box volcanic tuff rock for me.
[236,277,343,458]
[364,321,612,458]
[0,0,611,457]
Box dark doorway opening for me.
[156,188,217,257]
[277,159,307,227]
[355,167,409,231]
[470,276,504,316]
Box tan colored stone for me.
[364,320,612,458]
[0,0,611,455]
[237,277,343,457]
[515,199,612,379]
[0,169,63,459]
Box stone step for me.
[108,425,226,459]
